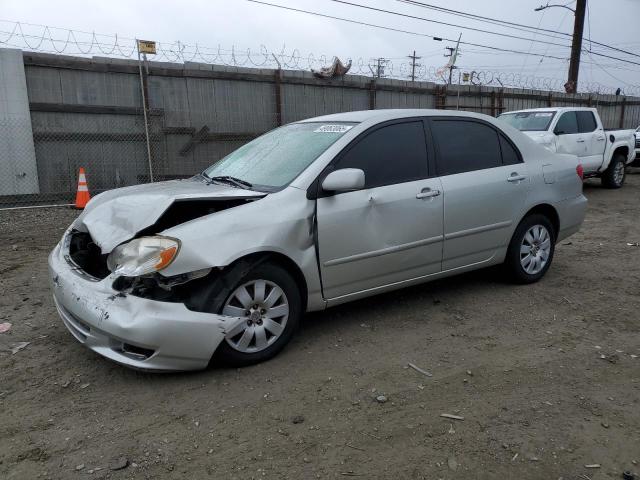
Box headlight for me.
[107,236,180,277]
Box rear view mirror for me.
[322,168,365,193]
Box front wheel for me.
[504,214,556,284]
[601,154,626,189]
[197,260,302,367]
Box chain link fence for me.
[0,113,157,208]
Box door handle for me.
[507,174,527,183]
[576,139,585,143]
[416,188,441,199]
[596,137,605,141]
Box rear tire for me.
[196,260,302,367]
[504,214,556,284]
[601,153,626,189]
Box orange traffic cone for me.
[74,167,91,209]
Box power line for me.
[244,0,570,61]
[329,0,640,64]
[327,0,575,51]
[396,0,640,60]
[244,0,640,67]
[396,0,575,37]
[588,54,639,88]
[519,6,545,75]
[345,0,640,67]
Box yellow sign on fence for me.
[137,40,156,55]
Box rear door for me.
[576,110,606,171]
[316,120,444,300]
[428,118,529,271]
[554,111,586,158]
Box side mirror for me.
[554,128,565,135]
[322,168,365,193]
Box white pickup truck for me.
[498,107,636,188]
[633,126,640,167]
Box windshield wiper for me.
[208,175,253,190]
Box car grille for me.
[67,231,110,279]
[635,138,640,149]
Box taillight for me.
[576,164,584,180]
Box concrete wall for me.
[6,51,640,201]
[0,49,39,195]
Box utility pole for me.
[444,46,456,85]
[568,0,586,93]
[535,0,586,93]
[407,50,421,82]
[369,57,389,78]
[437,33,461,85]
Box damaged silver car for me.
[49,109,587,371]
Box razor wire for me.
[1,20,639,96]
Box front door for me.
[316,120,444,300]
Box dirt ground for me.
[1,172,639,480]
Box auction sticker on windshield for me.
[314,125,354,133]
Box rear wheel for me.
[504,214,555,284]
[601,153,626,189]
[198,261,302,367]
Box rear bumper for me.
[48,242,244,371]
[555,194,588,243]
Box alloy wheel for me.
[222,280,289,353]
[614,161,625,186]
[520,225,551,275]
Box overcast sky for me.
[1,0,639,92]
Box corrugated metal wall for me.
[15,52,640,201]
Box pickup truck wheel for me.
[198,261,302,367]
[601,153,626,189]
[504,214,556,284]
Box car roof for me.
[297,108,498,124]
[501,106,596,114]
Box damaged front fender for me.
[159,186,324,311]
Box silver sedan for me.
[49,109,587,370]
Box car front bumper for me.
[48,242,244,371]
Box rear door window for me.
[554,112,579,135]
[576,111,598,133]
[334,121,428,188]
[430,119,502,176]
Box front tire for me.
[601,153,626,189]
[504,214,556,284]
[197,260,302,367]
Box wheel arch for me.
[612,145,629,159]
[225,251,309,310]
[519,203,560,239]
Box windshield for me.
[203,122,357,190]
[498,111,556,132]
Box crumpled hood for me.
[522,131,557,152]
[76,178,265,253]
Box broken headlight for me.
[107,236,180,277]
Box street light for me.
[534,1,585,94]
[534,3,576,13]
